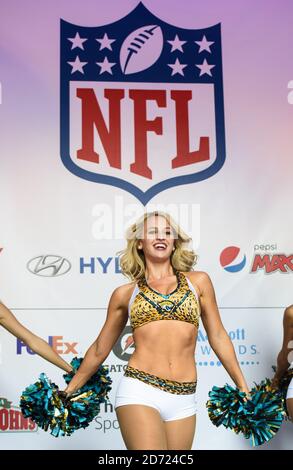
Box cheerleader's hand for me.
[57,390,72,407]
[271,373,282,389]
[239,385,251,401]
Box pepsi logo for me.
[220,246,246,272]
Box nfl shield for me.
[60,2,226,205]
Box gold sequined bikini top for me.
[128,270,201,330]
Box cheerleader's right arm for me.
[0,301,72,373]
[64,285,129,395]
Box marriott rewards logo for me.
[196,328,258,367]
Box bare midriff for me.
[127,319,198,382]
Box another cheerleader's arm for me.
[195,272,250,395]
[0,301,72,373]
[272,305,293,385]
[64,286,128,396]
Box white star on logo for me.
[96,56,116,74]
[167,34,187,53]
[96,33,116,51]
[67,32,88,50]
[195,58,215,76]
[67,56,87,74]
[168,58,187,76]
[195,35,214,53]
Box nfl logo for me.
[60,2,226,205]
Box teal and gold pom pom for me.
[63,356,112,397]
[206,384,247,431]
[206,382,285,446]
[20,373,68,437]
[252,367,293,420]
[20,357,112,437]
[246,379,285,446]
[20,373,64,435]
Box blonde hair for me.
[116,210,198,281]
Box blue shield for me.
[60,2,226,205]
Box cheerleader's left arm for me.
[194,272,249,395]
[272,305,293,386]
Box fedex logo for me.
[16,336,78,355]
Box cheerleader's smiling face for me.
[137,215,176,260]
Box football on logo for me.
[220,246,246,272]
[120,25,163,74]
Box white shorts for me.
[114,375,197,422]
[286,377,293,400]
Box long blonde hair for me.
[116,210,198,281]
